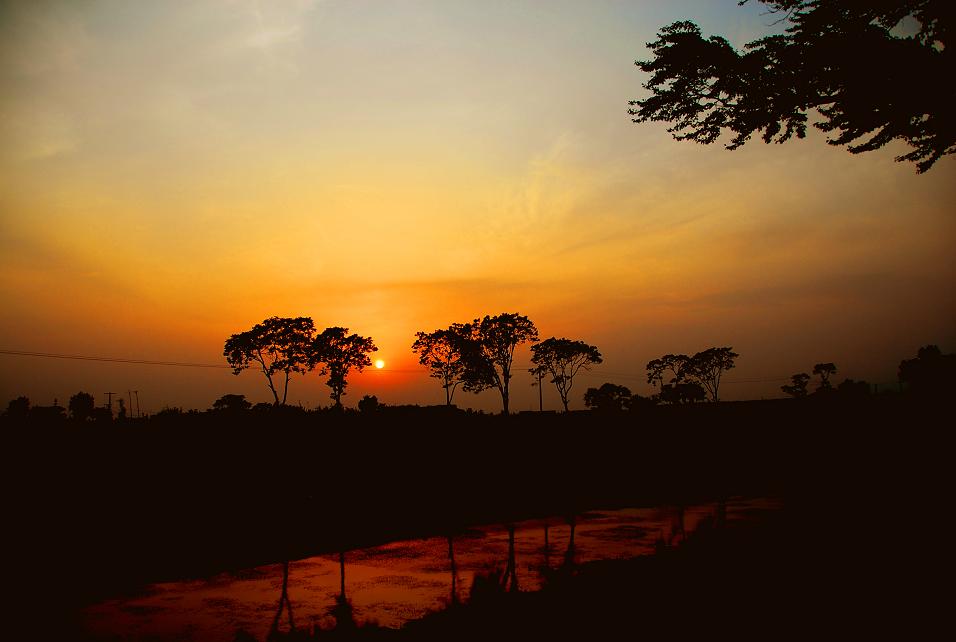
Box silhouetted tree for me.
[781,373,811,398]
[465,313,539,415]
[584,383,632,412]
[629,392,658,411]
[311,327,377,409]
[68,392,95,421]
[530,337,603,412]
[647,351,717,404]
[813,362,837,392]
[629,1,956,172]
[529,363,548,411]
[4,396,29,420]
[646,354,691,390]
[212,393,252,412]
[224,316,315,406]
[837,378,871,399]
[357,394,379,413]
[659,381,706,404]
[116,398,127,421]
[689,347,739,402]
[412,325,472,405]
[898,344,956,396]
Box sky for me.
[1,0,954,413]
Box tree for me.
[813,362,837,391]
[531,337,603,412]
[837,378,871,399]
[4,396,30,420]
[465,313,539,415]
[659,382,707,405]
[781,372,811,398]
[529,364,548,411]
[224,317,315,406]
[628,393,658,411]
[212,394,252,412]
[311,327,377,409]
[411,325,472,406]
[584,383,632,412]
[68,392,96,421]
[898,344,956,395]
[629,1,955,173]
[646,354,691,390]
[358,395,380,413]
[688,347,739,403]
[646,353,700,404]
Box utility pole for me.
[104,392,117,415]
[128,390,133,417]
[133,390,140,418]
[530,367,545,411]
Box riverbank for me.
[5,394,947,637]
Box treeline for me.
[2,304,952,419]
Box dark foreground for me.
[3,394,948,639]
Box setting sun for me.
[374,360,385,369]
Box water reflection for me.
[504,524,518,593]
[268,561,295,639]
[81,498,780,641]
[564,513,577,568]
[447,535,459,607]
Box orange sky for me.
[1,1,954,412]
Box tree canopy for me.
[311,327,377,409]
[531,337,603,412]
[584,383,632,412]
[689,347,739,403]
[629,0,955,172]
[411,325,474,406]
[812,362,837,391]
[646,347,738,403]
[781,372,811,398]
[212,394,252,412]
[224,316,315,406]
[466,313,539,415]
[898,344,956,395]
[69,391,96,421]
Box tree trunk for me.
[265,374,280,406]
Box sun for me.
[374,359,385,369]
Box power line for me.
[0,349,230,369]
[1,348,896,386]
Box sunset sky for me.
[1,0,953,413]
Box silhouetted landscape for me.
[5,371,952,639]
[2,0,954,640]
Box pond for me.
[81,497,781,641]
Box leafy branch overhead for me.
[629,1,955,172]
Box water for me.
[81,497,781,640]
